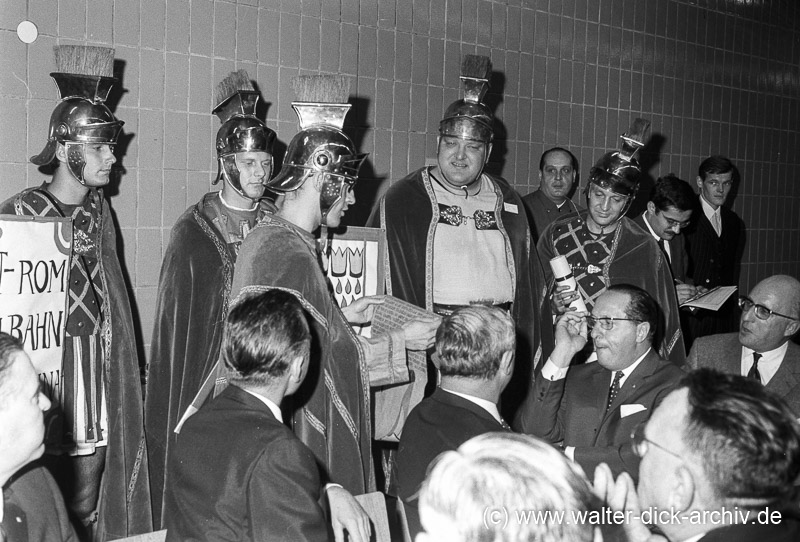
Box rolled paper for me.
[550,255,588,313]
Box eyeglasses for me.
[586,315,642,330]
[660,215,691,229]
[630,422,682,460]
[738,296,799,322]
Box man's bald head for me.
[761,275,800,318]
[739,275,800,352]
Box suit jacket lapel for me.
[578,363,613,428]
[723,337,743,375]
[766,343,800,400]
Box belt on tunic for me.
[432,301,512,316]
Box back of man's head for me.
[698,155,734,181]
[435,305,515,380]
[605,284,659,343]
[680,369,800,507]
[419,432,598,542]
[224,290,310,387]
[650,174,696,213]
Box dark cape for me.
[0,186,152,539]
[144,192,273,528]
[230,213,374,494]
[367,167,554,417]
[538,211,687,365]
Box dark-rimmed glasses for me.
[738,296,799,322]
[587,315,642,330]
[631,422,682,460]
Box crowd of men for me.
[2,47,799,542]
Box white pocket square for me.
[620,404,647,418]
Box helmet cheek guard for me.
[65,142,87,184]
[319,174,353,221]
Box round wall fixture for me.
[17,21,39,44]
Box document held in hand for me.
[680,285,738,311]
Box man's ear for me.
[54,143,68,163]
[289,352,309,385]
[646,201,657,216]
[784,319,800,339]
[311,172,324,192]
[669,464,697,512]
[635,322,651,343]
[500,350,514,375]
[695,176,704,191]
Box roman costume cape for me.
[144,193,273,526]
[230,214,377,493]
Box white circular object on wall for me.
[17,21,39,44]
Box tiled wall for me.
[1,0,799,358]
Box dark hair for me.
[223,289,311,386]
[698,155,734,181]
[650,174,696,213]
[539,146,579,175]
[435,305,515,380]
[0,333,24,400]
[680,369,800,507]
[606,284,658,341]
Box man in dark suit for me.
[522,147,582,240]
[688,275,800,416]
[594,370,800,542]
[685,155,745,340]
[164,290,349,542]
[395,305,514,537]
[633,174,702,306]
[517,284,684,479]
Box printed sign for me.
[0,215,72,404]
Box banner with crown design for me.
[320,226,385,324]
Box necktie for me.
[606,371,624,412]
[712,211,722,236]
[658,238,671,263]
[748,352,762,383]
[499,417,512,431]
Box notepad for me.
[680,285,737,311]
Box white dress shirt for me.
[700,194,722,236]
[741,342,789,385]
